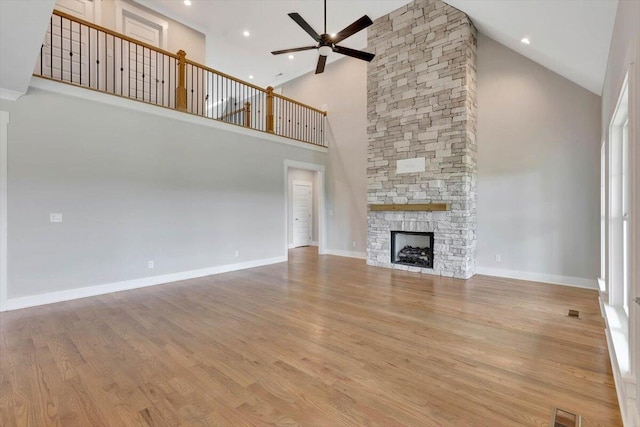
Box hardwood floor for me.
[0,247,621,426]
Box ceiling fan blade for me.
[288,13,322,42]
[271,46,318,55]
[315,55,327,74]
[332,15,373,44]
[333,45,375,62]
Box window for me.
[607,74,629,314]
[622,118,629,314]
[603,73,631,377]
[600,142,606,291]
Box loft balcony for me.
[33,10,328,148]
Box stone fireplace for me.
[366,0,477,279]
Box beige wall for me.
[476,34,601,283]
[100,0,206,63]
[278,58,368,256]
[601,0,639,134]
[1,87,327,300]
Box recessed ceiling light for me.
[183,0,191,5]
[521,37,530,45]
[288,54,294,59]
[243,30,250,37]
[249,75,254,79]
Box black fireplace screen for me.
[390,231,434,268]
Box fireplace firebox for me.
[390,231,434,268]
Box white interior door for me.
[55,0,96,21]
[121,16,161,103]
[292,181,312,248]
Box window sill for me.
[603,303,630,377]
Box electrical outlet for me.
[495,254,501,262]
[329,210,334,216]
[148,261,154,269]
[50,213,63,223]
[352,241,356,248]
[234,250,240,257]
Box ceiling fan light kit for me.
[271,0,375,74]
[318,45,332,56]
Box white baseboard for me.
[324,249,366,259]
[475,266,598,289]
[604,322,637,427]
[600,298,637,426]
[4,256,286,312]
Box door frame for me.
[291,179,313,248]
[0,111,9,312]
[114,0,168,49]
[283,160,326,259]
[55,0,102,25]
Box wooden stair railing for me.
[34,9,328,147]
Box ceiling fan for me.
[271,0,375,74]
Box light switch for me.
[50,213,63,223]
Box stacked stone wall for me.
[366,0,477,278]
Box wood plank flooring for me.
[0,247,621,426]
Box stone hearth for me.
[366,0,477,279]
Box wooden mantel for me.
[368,203,450,212]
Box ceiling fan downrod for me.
[270,0,375,74]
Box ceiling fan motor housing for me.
[270,0,375,74]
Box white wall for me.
[0,85,327,303]
[599,0,640,424]
[287,168,318,246]
[476,34,602,287]
[278,57,368,257]
[0,0,57,98]
[101,0,206,63]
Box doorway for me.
[292,180,313,247]
[284,161,325,258]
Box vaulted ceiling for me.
[138,0,618,94]
[0,0,620,98]
[135,0,413,88]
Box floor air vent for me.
[550,406,581,427]
[567,309,580,319]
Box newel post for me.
[244,101,251,128]
[266,86,274,133]
[176,50,187,111]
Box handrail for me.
[273,92,327,116]
[184,59,266,93]
[183,59,327,118]
[51,9,179,59]
[218,105,247,120]
[37,10,328,147]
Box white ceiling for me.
[136,0,619,94]
[445,0,618,95]
[135,0,413,88]
[0,0,621,97]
